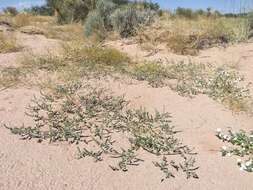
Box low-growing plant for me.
[80,46,130,66]
[5,82,198,181]
[207,68,251,112]
[131,62,171,87]
[216,128,253,172]
[131,61,252,112]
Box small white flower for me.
[227,153,232,157]
[240,164,247,171]
[223,135,228,139]
[226,136,231,141]
[222,146,227,150]
[237,158,242,163]
[216,128,222,133]
[245,160,252,167]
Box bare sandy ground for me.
[0,31,253,190]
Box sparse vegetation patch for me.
[131,62,252,112]
[216,128,253,172]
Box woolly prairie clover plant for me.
[216,128,253,172]
[5,82,199,181]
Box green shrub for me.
[111,6,155,37]
[84,11,107,39]
[84,0,116,39]
[96,0,116,28]
[47,0,92,24]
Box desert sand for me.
[0,26,253,190]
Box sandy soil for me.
[0,29,253,190]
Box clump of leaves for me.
[153,156,176,181]
[216,128,253,172]
[110,147,144,171]
[5,81,198,181]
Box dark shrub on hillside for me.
[3,7,18,16]
[25,5,54,16]
[175,7,195,19]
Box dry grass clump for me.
[62,42,130,70]
[0,67,24,88]
[45,23,86,41]
[76,46,130,66]
[137,15,250,55]
[0,32,21,53]
[11,13,55,28]
[5,82,198,180]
